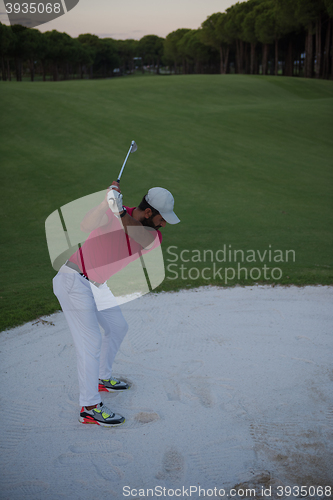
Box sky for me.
[0,0,236,39]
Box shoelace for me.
[98,403,115,418]
[101,378,120,384]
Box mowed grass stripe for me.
[1,75,332,330]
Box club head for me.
[130,141,138,153]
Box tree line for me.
[1,0,332,81]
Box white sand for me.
[1,285,333,499]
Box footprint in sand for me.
[2,480,49,499]
[134,412,160,424]
[123,410,160,429]
[56,441,133,482]
[1,405,35,451]
[155,447,185,481]
[186,376,215,408]
[164,379,181,401]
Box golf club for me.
[117,141,137,183]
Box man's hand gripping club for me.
[107,182,124,216]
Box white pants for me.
[53,265,128,407]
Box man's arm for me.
[80,198,110,233]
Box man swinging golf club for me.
[53,142,180,427]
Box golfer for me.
[53,182,180,427]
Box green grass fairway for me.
[1,75,333,330]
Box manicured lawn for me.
[1,74,332,330]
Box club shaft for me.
[117,141,134,182]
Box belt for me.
[65,261,103,288]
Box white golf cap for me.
[146,187,180,225]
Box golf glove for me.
[107,188,123,214]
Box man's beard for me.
[141,216,161,230]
